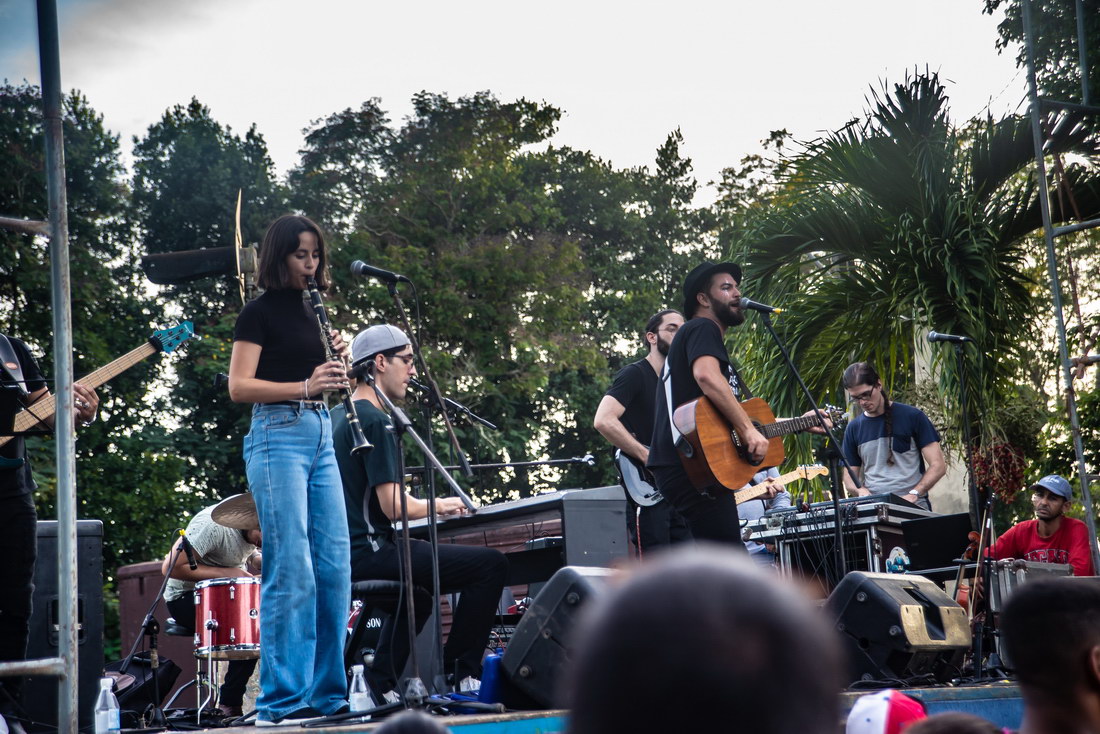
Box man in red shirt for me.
[988,474,1095,577]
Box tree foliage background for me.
[4,0,1100,657]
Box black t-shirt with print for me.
[647,318,740,469]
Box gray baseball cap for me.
[351,325,411,366]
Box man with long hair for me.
[840,362,945,510]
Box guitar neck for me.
[733,467,821,504]
[760,413,820,439]
[9,342,157,436]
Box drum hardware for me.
[191,577,261,722]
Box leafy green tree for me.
[0,81,187,579]
[983,0,1099,107]
[291,92,707,496]
[719,73,1100,503]
[131,98,286,500]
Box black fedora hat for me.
[681,262,742,318]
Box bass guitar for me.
[0,323,194,469]
[733,463,828,504]
[614,449,663,506]
[672,396,842,491]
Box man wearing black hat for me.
[645,263,775,545]
[987,474,1095,577]
[330,325,508,698]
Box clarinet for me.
[305,277,372,455]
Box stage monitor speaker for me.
[501,565,613,708]
[24,520,104,729]
[825,571,970,684]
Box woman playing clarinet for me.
[228,214,351,724]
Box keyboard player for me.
[330,324,508,697]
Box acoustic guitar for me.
[672,396,841,491]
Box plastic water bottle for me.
[93,677,121,733]
[348,664,375,716]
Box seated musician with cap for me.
[330,324,507,699]
[987,474,1095,577]
[162,501,263,718]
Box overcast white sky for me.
[1,0,1029,202]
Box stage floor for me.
[192,683,1022,733]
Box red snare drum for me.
[194,577,261,660]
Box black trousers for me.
[651,464,745,550]
[625,496,692,553]
[0,492,36,716]
[352,538,508,692]
[166,596,258,707]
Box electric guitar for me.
[0,323,194,469]
[614,449,663,506]
[672,396,843,491]
[732,464,828,504]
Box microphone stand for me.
[942,340,993,678]
[383,280,478,696]
[754,311,861,583]
[410,378,498,430]
[118,534,189,727]
[364,370,477,705]
[406,455,596,475]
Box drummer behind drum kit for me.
[163,493,265,719]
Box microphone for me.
[350,260,410,284]
[739,297,784,314]
[927,330,973,344]
[178,530,198,570]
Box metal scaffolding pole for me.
[0,1,77,730]
[0,2,78,732]
[39,0,79,727]
[1022,0,1100,575]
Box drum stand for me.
[118,539,189,727]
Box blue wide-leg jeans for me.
[244,403,351,720]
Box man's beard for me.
[715,302,745,328]
[657,335,672,356]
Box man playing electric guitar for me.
[647,262,827,547]
[594,309,691,554]
[1,333,98,733]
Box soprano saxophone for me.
[305,277,372,454]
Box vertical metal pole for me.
[1075,0,1091,106]
[35,1,79,731]
[1022,0,1100,575]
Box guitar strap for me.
[0,334,29,397]
[660,358,683,450]
[662,354,753,451]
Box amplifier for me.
[24,520,104,729]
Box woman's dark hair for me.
[643,309,681,347]
[842,361,895,465]
[256,214,329,290]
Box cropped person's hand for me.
[435,497,468,516]
[307,360,349,394]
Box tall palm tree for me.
[725,72,1100,473]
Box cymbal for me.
[211,493,259,530]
